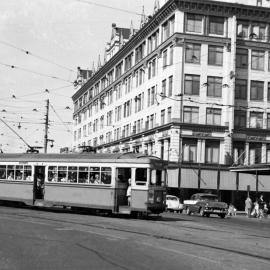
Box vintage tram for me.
[0,152,167,216]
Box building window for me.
[234,110,246,128]
[168,76,173,97]
[208,16,224,36]
[235,79,247,100]
[167,107,172,123]
[205,141,220,164]
[184,74,200,95]
[163,49,168,68]
[268,82,270,102]
[185,43,201,64]
[237,20,249,38]
[206,108,221,125]
[183,139,197,163]
[169,46,173,66]
[251,50,265,70]
[249,143,262,164]
[207,76,222,97]
[115,62,123,79]
[135,43,145,63]
[161,79,166,98]
[161,110,165,125]
[184,106,199,124]
[236,49,248,69]
[267,113,270,129]
[124,54,133,71]
[208,46,223,66]
[257,0,262,6]
[185,13,203,33]
[250,112,263,128]
[251,23,266,40]
[233,142,245,165]
[250,81,264,101]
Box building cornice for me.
[175,0,270,20]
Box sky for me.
[0,0,154,153]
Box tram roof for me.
[230,163,270,175]
[0,152,165,165]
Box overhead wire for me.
[0,40,76,73]
[0,62,74,83]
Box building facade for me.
[72,0,270,207]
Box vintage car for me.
[166,195,184,213]
[183,193,228,218]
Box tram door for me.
[115,168,131,211]
[33,166,45,202]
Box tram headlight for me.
[148,190,154,204]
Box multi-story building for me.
[72,0,270,208]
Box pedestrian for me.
[251,199,259,217]
[126,178,131,206]
[227,203,237,216]
[245,196,252,218]
[258,194,265,219]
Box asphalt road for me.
[0,205,269,270]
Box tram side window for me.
[23,166,32,181]
[79,167,89,183]
[101,167,112,184]
[15,165,23,180]
[68,166,78,183]
[0,165,7,179]
[7,165,15,180]
[58,166,67,182]
[135,168,147,185]
[48,166,58,182]
[90,167,101,184]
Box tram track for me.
[1,206,270,264]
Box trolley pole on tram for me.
[44,99,49,153]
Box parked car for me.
[166,195,184,213]
[183,193,228,218]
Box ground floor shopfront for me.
[167,164,270,211]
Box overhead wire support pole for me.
[44,99,49,153]
[178,39,185,193]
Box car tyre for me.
[199,208,205,217]
[186,207,191,215]
[219,213,226,219]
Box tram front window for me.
[150,169,163,186]
[135,168,147,185]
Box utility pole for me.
[44,99,49,153]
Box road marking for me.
[0,215,51,226]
